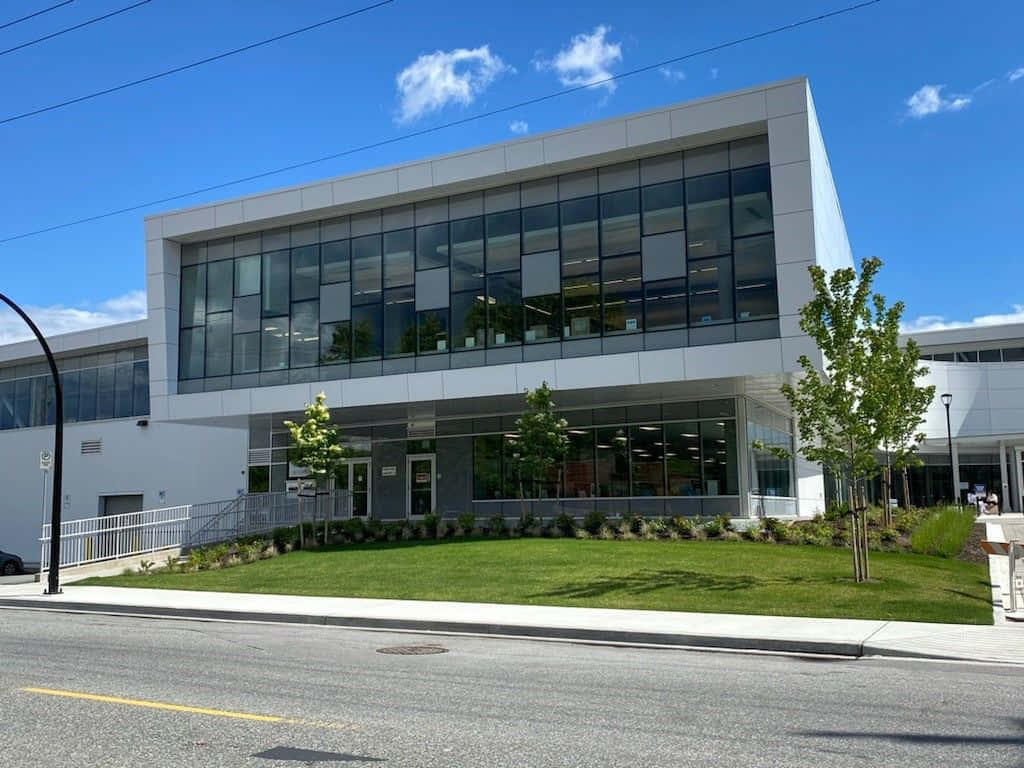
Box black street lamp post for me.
[0,293,62,594]
[941,392,956,507]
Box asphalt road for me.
[0,610,1021,767]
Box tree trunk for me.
[298,496,305,550]
[519,478,527,526]
[901,466,912,510]
[846,480,862,582]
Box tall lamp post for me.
[0,293,62,595]
[941,392,956,507]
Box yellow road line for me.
[20,687,289,723]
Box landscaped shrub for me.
[910,506,976,558]
[669,516,695,539]
[366,519,384,541]
[553,513,576,537]
[341,518,366,541]
[646,518,668,539]
[880,526,900,544]
[703,517,723,538]
[741,525,760,542]
[582,510,606,535]
[516,512,538,535]
[487,513,507,537]
[421,513,440,538]
[760,517,788,542]
[272,526,297,553]
[457,511,476,534]
[384,522,406,541]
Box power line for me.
[0,0,881,246]
[0,0,395,126]
[0,0,74,32]
[0,0,152,59]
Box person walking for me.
[986,489,1000,516]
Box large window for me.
[320,240,350,285]
[205,312,232,377]
[565,428,595,497]
[665,422,701,495]
[351,304,382,360]
[450,217,484,291]
[522,204,558,254]
[383,287,416,357]
[731,166,773,237]
[734,235,778,320]
[701,419,738,495]
[351,235,382,304]
[602,254,642,334]
[562,275,600,338]
[630,424,664,495]
[416,223,449,271]
[207,260,233,313]
[487,272,522,346]
[261,251,289,317]
[179,326,205,379]
[417,309,449,354]
[473,435,503,499]
[644,279,687,330]
[383,230,414,288]
[235,255,260,296]
[291,246,319,301]
[642,181,685,235]
[689,257,733,325]
[486,210,520,273]
[748,409,794,498]
[560,197,599,276]
[180,264,206,329]
[596,426,630,497]
[319,322,350,364]
[523,294,560,343]
[600,189,640,257]
[261,317,289,371]
[451,291,486,350]
[290,301,320,368]
[686,173,731,259]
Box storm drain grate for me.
[376,644,449,655]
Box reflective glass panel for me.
[96,366,115,420]
[523,294,560,343]
[689,257,733,325]
[701,419,738,495]
[644,278,687,330]
[450,217,484,291]
[233,332,260,373]
[630,424,664,496]
[290,301,320,368]
[180,264,206,327]
[600,189,641,257]
[321,240,350,284]
[261,316,289,370]
[319,322,350,364]
[451,291,486,350]
[234,255,260,296]
[78,367,97,422]
[562,275,600,338]
[261,250,290,316]
[602,254,643,334]
[486,210,520,272]
[383,229,414,288]
[206,259,233,313]
[351,235,383,305]
[665,422,702,496]
[179,327,205,379]
[291,246,320,301]
[596,426,629,497]
[351,303,382,360]
[686,173,731,259]
[383,287,416,357]
[487,272,522,346]
[564,428,595,497]
[731,165,773,237]
[522,204,559,254]
[560,197,599,276]
[114,362,134,418]
[734,235,778,320]
[416,222,449,270]
[418,309,449,354]
[642,180,685,235]
[205,311,232,377]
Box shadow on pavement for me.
[252,746,384,762]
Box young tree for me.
[864,294,935,526]
[510,382,569,523]
[781,258,883,582]
[283,392,343,548]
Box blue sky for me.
[0,0,1021,341]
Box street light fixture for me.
[941,393,956,507]
[0,293,62,594]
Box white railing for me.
[40,505,191,569]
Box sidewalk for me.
[0,582,1019,665]
[983,515,1024,623]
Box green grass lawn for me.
[82,538,993,625]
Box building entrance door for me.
[407,454,435,518]
[336,459,371,517]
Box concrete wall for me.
[0,419,247,561]
[917,361,1024,440]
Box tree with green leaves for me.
[863,293,935,526]
[510,382,569,523]
[781,257,881,582]
[283,392,344,548]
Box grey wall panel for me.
[231,373,260,389]
[558,169,598,200]
[261,228,289,252]
[684,143,729,177]
[562,338,602,358]
[320,282,351,322]
[521,250,561,297]
[665,497,702,517]
[291,223,319,247]
[203,376,231,392]
[350,360,383,378]
[319,363,349,381]
[415,267,450,310]
[321,216,350,241]
[689,324,736,346]
[701,497,740,518]
[485,347,523,365]
[382,205,414,232]
[415,198,449,226]
[207,238,233,262]
[734,318,780,342]
[640,153,683,185]
[629,499,664,517]
[234,234,260,257]
[437,436,473,515]
[181,244,206,266]
[450,350,485,368]
[521,177,557,206]
[449,191,482,219]
[730,135,770,168]
[523,343,561,361]
[602,334,644,355]
[382,357,415,375]
[644,328,689,350]
[415,354,450,372]
[598,161,639,193]
[288,368,319,384]
[350,210,382,236]
[373,441,407,519]
[484,184,520,213]
[259,371,288,387]
[232,295,260,333]
[642,231,687,281]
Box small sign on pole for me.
[39,451,52,471]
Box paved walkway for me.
[0,582,1019,665]
[984,514,1024,622]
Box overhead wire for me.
[0,0,74,32]
[0,0,395,126]
[0,0,881,246]
[0,0,153,58]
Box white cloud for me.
[0,290,146,344]
[1009,67,1024,82]
[901,304,1024,334]
[539,25,622,92]
[905,84,971,118]
[659,66,685,82]
[395,45,510,123]
[508,120,529,134]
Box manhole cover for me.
[376,644,449,655]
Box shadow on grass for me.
[527,568,833,600]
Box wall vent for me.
[248,448,271,465]
[80,439,102,455]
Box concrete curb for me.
[0,598,886,659]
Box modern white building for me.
[12,75,994,563]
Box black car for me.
[0,550,24,576]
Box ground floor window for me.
[746,402,794,498]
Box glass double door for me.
[336,459,371,517]
[407,454,435,518]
